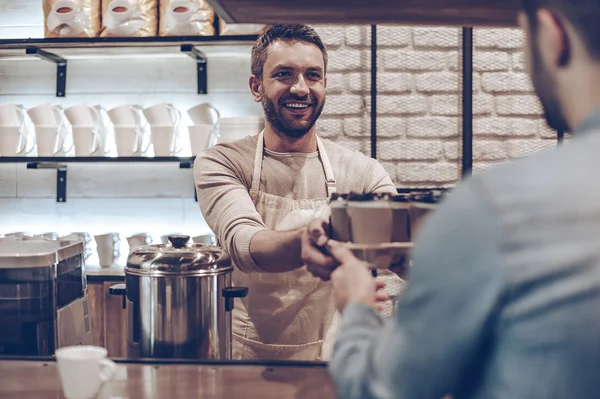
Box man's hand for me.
[301,217,339,281]
[328,241,388,313]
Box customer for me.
[194,24,401,361]
[302,0,600,397]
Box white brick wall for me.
[316,25,557,188]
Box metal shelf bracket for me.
[181,44,207,94]
[26,47,67,97]
[27,162,68,203]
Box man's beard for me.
[260,90,325,139]
[530,41,570,133]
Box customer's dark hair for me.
[522,0,600,60]
[251,24,328,79]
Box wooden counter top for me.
[206,0,521,27]
[0,358,336,398]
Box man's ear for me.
[249,75,262,103]
[536,9,570,69]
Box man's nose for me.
[291,75,310,96]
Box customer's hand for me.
[301,217,339,281]
[328,241,389,313]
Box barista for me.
[194,24,400,361]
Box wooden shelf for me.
[206,0,520,27]
[0,156,195,164]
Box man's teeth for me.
[284,103,310,108]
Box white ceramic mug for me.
[27,104,65,127]
[0,125,30,156]
[107,105,146,127]
[34,125,67,156]
[192,234,215,245]
[0,104,27,128]
[143,103,181,127]
[126,233,153,251]
[114,126,146,156]
[94,233,120,267]
[65,104,101,129]
[188,124,216,155]
[72,126,103,157]
[187,103,220,126]
[55,346,117,399]
[150,125,181,157]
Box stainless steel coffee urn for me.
[109,235,247,360]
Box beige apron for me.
[232,131,338,361]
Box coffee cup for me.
[188,124,216,155]
[187,103,220,126]
[151,125,181,156]
[55,345,117,399]
[126,233,153,251]
[114,126,144,156]
[0,104,27,128]
[94,233,120,267]
[107,105,146,127]
[143,103,181,127]
[27,103,64,127]
[35,125,67,156]
[0,125,30,156]
[65,104,101,129]
[191,234,215,245]
[72,126,103,157]
[346,193,394,244]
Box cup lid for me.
[125,235,232,276]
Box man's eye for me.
[307,73,321,79]
[275,71,292,77]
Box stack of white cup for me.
[64,104,104,157]
[106,105,150,157]
[0,104,33,156]
[187,103,220,156]
[143,103,182,157]
[27,103,72,156]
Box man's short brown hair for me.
[251,24,328,80]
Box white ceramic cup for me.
[27,104,64,127]
[55,345,117,399]
[192,234,215,245]
[143,103,181,127]
[188,124,215,155]
[65,104,101,129]
[187,103,220,126]
[0,104,27,128]
[0,125,30,156]
[151,125,181,156]
[107,105,146,127]
[35,125,66,156]
[126,233,153,251]
[95,233,120,267]
[72,126,102,156]
[114,126,144,156]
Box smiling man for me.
[194,24,399,360]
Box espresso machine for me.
[0,240,93,355]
